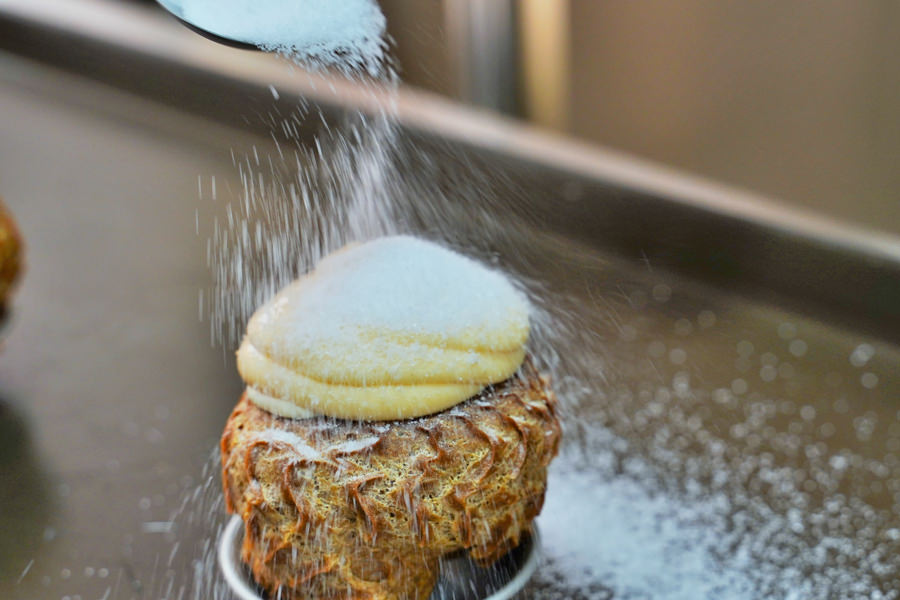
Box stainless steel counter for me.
[1,1,899,599]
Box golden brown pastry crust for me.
[0,199,22,309]
[221,361,560,600]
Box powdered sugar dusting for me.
[250,429,321,462]
[541,467,755,599]
[330,436,381,455]
[250,429,381,460]
[264,236,529,348]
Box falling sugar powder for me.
[206,105,403,348]
[203,14,402,348]
[178,0,387,74]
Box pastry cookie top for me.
[237,236,530,420]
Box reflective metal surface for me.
[0,1,899,599]
[443,0,519,114]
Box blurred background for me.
[381,0,900,235]
[114,0,899,234]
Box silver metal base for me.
[218,515,540,600]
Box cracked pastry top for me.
[237,235,530,421]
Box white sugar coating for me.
[249,236,529,360]
[329,436,381,455]
[178,0,386,70]
[539,451,896,599]
[269,236,529,349]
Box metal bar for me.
[443,0,519,115]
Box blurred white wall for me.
[567,1,900,234]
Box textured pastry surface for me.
[0,199,22,308]
[221,361,560,600]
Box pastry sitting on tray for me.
[0,198,22,313]
[221,236,561,600]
